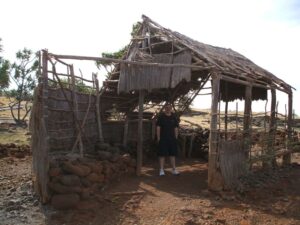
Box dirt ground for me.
[1,155,300,225]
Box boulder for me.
[121,154,131,165]
[80,188,91,200]
[97,151,113,160]
[48,182,82,194]
[95,142,110,151]
[76,164,91,176]
[107,146,120,154]
[80,177,92,187]
[59,175,81,186]
[49,168,61,177]
[86,162,103,174]
[51,194,80,210]
[86,173,105,183]
[62,161,86,177]
[110,154,121,163]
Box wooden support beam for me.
[40,50,50,203]
[70,65,84,157]
[224,101,228,140]
[49,53,213,70]
[283,91,293,165]
[188,134,195,158]
[243,85,252,161]
[208,73,224,191]
[123,116,129,147]
[136,90,145,176]
[265,88,276,168]
[94,74,104,143]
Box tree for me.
[7,48,38,126]
[0,38,10,90]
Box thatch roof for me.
[140,15,292,93]
[99,15,292,114]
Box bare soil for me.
[1,155,300,225]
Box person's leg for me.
[169,140,180,175]
[170,156,176,170]
[159,157,165,176]
[159,157,165,170]
[170,156,179,175]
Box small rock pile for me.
[0,143,31,158]
[48,153,136,210]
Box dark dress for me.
[156,113,179,156]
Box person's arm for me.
[157,126,161,142]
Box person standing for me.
[156,103,180,176]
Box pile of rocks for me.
[0,143,31,158]
[48,153,136,210]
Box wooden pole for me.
[70,65,84,157]
[136,90,145,176]
[123,116,129,147]
[188,134,195,158]
[38,50,50,203]
[49,53,213,70]
[224,101,228,140]
[243,85,252,161]
[235,102,238,133]
[224,82,228,140]
[264,100,268,132]
[208,73,223,191]
[94,73,104,143]
[265,88,276,168]
[283,91,293,165]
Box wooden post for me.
[38,50,49,203]
[70,65,84,157]
[188,134,195,158]
[123,116,129,147]
[264,100,268,132]
[235,102,239,132]
[283,91,293,165]
[94,73,104,143]
[224,101,228,140]
[265,88,276,168]
[243,85,252,160]
[136,90,145,176]
[208,73,224,191]
[182,135,187,158]
[218,93,221,130]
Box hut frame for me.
[31,15,295,202]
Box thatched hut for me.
[31,15,294,203]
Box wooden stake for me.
[235,102,238,133]
[40,50,50,203]
[224,82,228,140]
[224,101,228,140]
[283,91,293,165]
[188,134,195,158]
[123,116,129,147]
[208,73,224,191]
[243,85,252,161]
[136,90,145,176]
[94,73,104,143]
[70,65,84,157]
[265,88,276,168]
[264,100,268,132]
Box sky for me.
[1,0,300,114]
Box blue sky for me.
[1,0,299,114]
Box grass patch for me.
[0,127,30,145]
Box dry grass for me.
[0,97,30,145]
[0,96,30,119]
[0,125,29,145]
